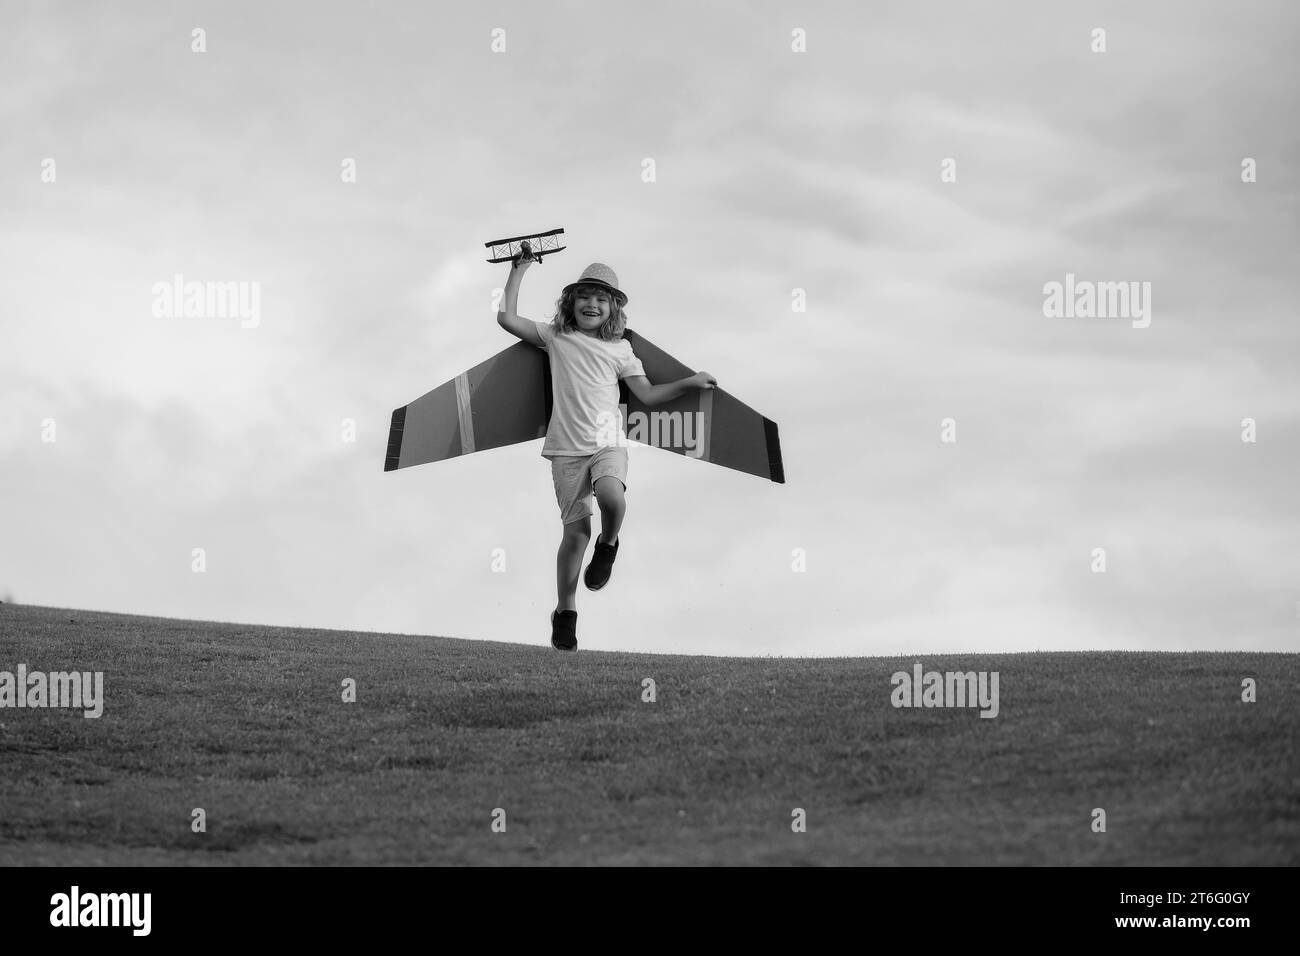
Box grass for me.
[0,602,1296,865]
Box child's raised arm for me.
[496,253,544,347]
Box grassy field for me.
[0,602,1296,865]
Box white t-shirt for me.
[533,320,645,457]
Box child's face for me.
[574,287,611,334]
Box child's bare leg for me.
[556,516,591,611]
[592,476,626,545]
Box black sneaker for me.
[583,537,619,590]
[550,609,577,651]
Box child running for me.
[496,248,716,651]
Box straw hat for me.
[563,263,626,303]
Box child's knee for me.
[562,517,591,542]
[593,476,625,508]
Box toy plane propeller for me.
[387,230,785,483]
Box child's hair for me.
[549,283,629,341]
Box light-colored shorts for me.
[548,446,628,525]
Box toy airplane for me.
[484,227,566,264]
[385,233,784,484]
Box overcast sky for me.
[2,0,1296,656]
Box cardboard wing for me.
[385,329,784,483]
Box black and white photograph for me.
[0,0,1295,937]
